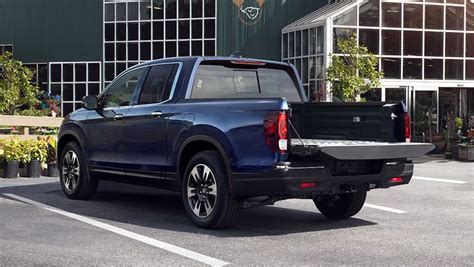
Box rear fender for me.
[175,127,235,185]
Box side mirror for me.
[82,95,98,110]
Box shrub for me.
[0,52,40,115]
[44,137,57,164]
[455,117,463,130]
[1,138,23,162]
[326,34,383,102]
[15,108,49,117]
[22,138,48,163]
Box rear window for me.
[190,63,302,102]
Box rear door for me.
[120,63,179,178]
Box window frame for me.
[48,61,102,116]
[98,62,182,109]
[0,44,14,55]
[103,0,217,86]
[99,67,147,109]
[186,60,304,102]
[136,62,181,106]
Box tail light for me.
[300,182,317,189]
[404,113,411,143]
[389,176,404,183]
[264,111,288,153]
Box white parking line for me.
[3,193,229,267]
[0,178,57,188]
[412,176,467,184]
[364,203,407,214]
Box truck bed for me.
[291,139,434,160]
[289,102,407,143]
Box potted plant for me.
[0,139,4,177]
[426,129,444,153]
[45,137,59,177]
[458,142,474,161]
[444,112,457,159]
[458,128,474,161]
[451,117,463,160]
[1,138,22,178]
[23,138,47,178]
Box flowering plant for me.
[39,93,61,117]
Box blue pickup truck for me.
[58,57,433,229]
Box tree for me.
[326,34,383,102]
[0,52,39,115]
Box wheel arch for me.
[57,126,88,162]
[177,135,233,189]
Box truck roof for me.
[129,56,290,70]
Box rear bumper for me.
[230,160,414,198]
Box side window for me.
[161,65,178,101]
[138,64,177,105]
[101,68,145,108]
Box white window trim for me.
[48,62,102,116]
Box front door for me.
[121,63,179,178]
[84,67,147,171]
[413,88,439,141]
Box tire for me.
[182,151,240,229]
[59,141,98,200]
[313,191,367,219]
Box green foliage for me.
[326,34,383,102]
[0,138,48,163]
[0,138,23,162]
[44,136,57,164]
[15,108,49,117]
[455,117,463,130]
[0,52,40,115]
[22,138,48,163]
[33,127,59,135]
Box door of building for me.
[412,88,439,141]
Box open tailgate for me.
[291,139,434,160]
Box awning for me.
[282,0,357,33]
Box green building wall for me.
[217,0,326,61]
[0,0,102,63]
[0,0,326,63]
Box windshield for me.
[190,62,302,102]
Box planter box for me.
[452,143,459,160]
[458,145,474,161]
[432,141,446,154]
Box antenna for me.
[229,51,243,58]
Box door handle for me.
[113,114,124,120]
[151,111,164,117]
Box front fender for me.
[58,122,89,158]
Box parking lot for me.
[0,156,472,266]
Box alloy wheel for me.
[187,164,218,218]
[62,150,80,192]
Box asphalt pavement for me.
[0,155,472,266]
